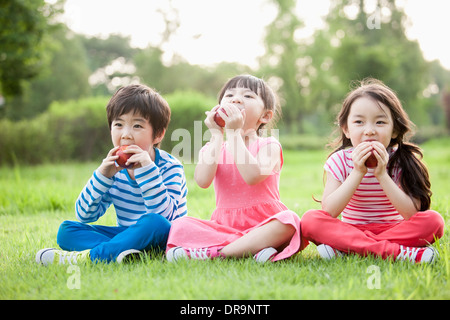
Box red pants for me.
[301,210,445,259]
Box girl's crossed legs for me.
[301,209,444,259]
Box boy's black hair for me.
[106,84,171,148]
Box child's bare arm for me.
[321,170,364,218]
[194,106,224,188]
[227,131,281,185]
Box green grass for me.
[1,138,449,300]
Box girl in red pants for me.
[301,78,444,263]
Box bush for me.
[0,91,216,165]
[46,97,111,161]
[0,96,111,165]
[0,114,52,165]
[162,90,216,160]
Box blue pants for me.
[57,214,171,263]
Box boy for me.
[36,84,188,264]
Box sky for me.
[61,0,450,70]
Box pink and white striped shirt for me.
[324,148,403,225]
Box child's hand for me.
[353,141,389,175]
[370,141,389,177]
[352,142,372,174]
[98,146,122,178]
[98,145,153,178]
[205,105,224,133]
[123,145,152,169]
[220,103,245,131]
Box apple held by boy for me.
[115,145,132,168]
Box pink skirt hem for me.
[166,210,302,261]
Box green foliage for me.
[0,96,111,165]
[79,34,138,72]
[0,91,217,165]
[328,0,429,117]
[4,24,92,120]
[261,0,449,134]
[45,97,111,161]
[159,90,216,159]
[0,0,64,96]
[1,0,449,139]
[134,46,252,98]
[259,0,305,132]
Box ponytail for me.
[388,141,432,211]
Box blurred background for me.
[1,0,449,165]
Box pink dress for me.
[166,137,302,261]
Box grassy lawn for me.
[0,138,449,300]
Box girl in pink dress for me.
[166,75,303,262]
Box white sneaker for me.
[317,244,344,260]
[396,245,438,264]
[116,249,143,263]
[36,248,90,266]
[254,247,277,262]
[166,247,188,262]
[166,246,223,262]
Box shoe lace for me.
[188,248,210,260]
[59,251,83,265]
[396,245,420,262]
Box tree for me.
[79,34,139,96]
[259,0,306,133]
[263,0,433,134]
[4,24,91,120]
[0,0,63,96]
[327,0,429,117]
[79,34,138,73]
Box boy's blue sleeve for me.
[75,170,113,223]
[134,160,188,221]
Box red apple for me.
[115,145,132,168]
[365,153,378,168]
[213,107,227,127]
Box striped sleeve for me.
[134,153,188,221]
[324,150,349,183]
[75,170,113,223]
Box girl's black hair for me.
[218,74,280,135]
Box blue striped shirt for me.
[75,148,188,227]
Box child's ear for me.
[260,110,273,124]
[391,129,399,139]
[153,129,166,146]
[343,125,350,139]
